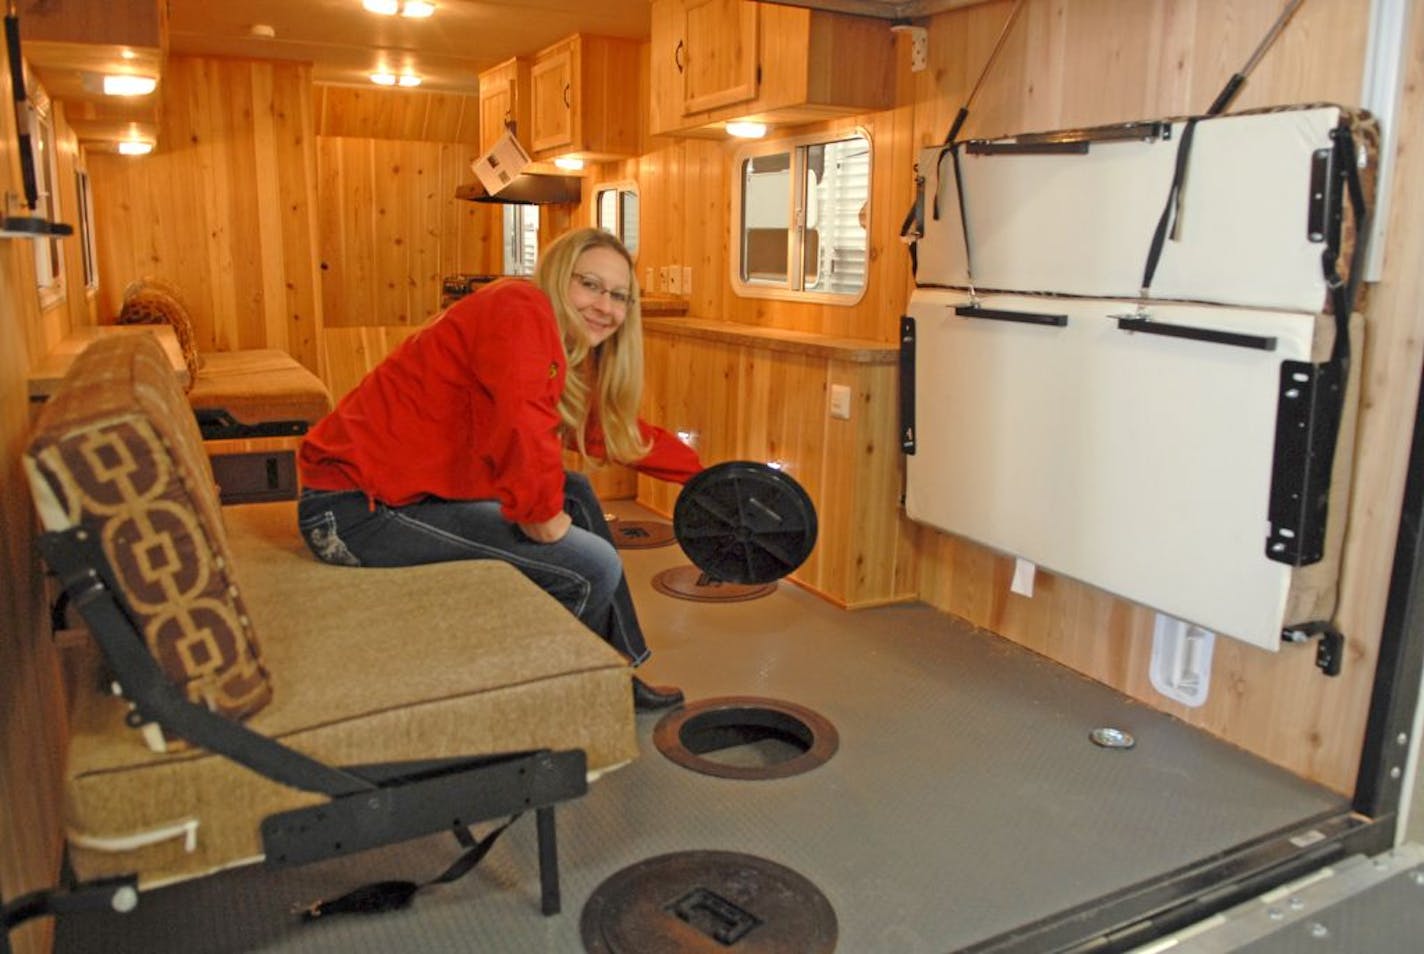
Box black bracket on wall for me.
[1282,620,1345,676]
[899,315,916,453]
[1265,359,1345,566]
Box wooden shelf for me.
[643,316,898,364]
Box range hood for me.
[455,173,582,205]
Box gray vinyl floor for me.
[55,501,1348,954]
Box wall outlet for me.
[829,384,851,420]
[666,264,682,295]
[658,266,670,292]
[682,266,693,297]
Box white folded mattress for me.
[915,104,1375,312]
[904,289,1355,651]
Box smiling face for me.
[567,246,633,347]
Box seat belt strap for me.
[298,815,522,919]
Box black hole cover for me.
[672,461,818,585]
[611,518,676,550]
[654,697,838,781]
[581,851,837,953]
[652,565,777,603]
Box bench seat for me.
[30,334,637,892]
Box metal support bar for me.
[537,806,560,915]
[1115,316,1276,351]
[958,305,1069,328]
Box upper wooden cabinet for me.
[650,0,895,137]
[527,34,640,161]
[18,0,166,142]
[478,57,531,153]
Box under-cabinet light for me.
[370,72,397,86]
[117,141,154,156]
[397,74,422,87]
[362,0,400,14]
[102,75,158,97]
[553,157,584,171]
[725,121,767,139]
[401,1,436,17]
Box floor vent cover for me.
[653,696,838,780]
[580,850,837,953]
[651,565,777,602]
[610,518,676,550]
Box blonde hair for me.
[535,228,651,464]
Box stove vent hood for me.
[455,173,582,205]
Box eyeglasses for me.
[571,272,634,309]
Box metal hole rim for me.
[653,696,840,780]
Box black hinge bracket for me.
[1265,359,1344,565]
[1282,620,1345,676]
[899,315,916,453]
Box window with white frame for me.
[502,204,540,275]
[75,168,98,291]
[593,181,639,258]
[731,129,870,304]
[28,87,65,301]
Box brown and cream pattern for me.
[26,335,272,724]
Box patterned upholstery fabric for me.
[25,334,273,722]
[117,279,203,392]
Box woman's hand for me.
[519,512,572,543]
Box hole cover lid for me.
[611,518,676,550]
[581,850,837,954]
[652,565,777,603]
[673,461,818,585]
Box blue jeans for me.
[296,471,650,664]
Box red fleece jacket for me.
[298,279,701,523]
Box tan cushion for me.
[117,280,203,392]
[25,334,274,722]
[63,502,637,887]
[188,350,333,426]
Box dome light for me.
[102,75,158,97]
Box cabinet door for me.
[531,42,575,154]
[682,0,758,115]
[479,78,514,152]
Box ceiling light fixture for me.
[117,141,154,156]
[362,0,435,16]
[102,75,158,97]
[553,157,584,171]
[725,121,767,139]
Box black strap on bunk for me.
[298,816,522,920]
[1140,0,1305,298]
[1138,117,1200,296]
[899,0,1025,285]
[38,529,377,798]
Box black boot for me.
[632,676,684,712]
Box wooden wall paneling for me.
[1,45,65,954]
[88,56,323,372]
[320,325,423,402]
[371,139,414,324]
[315,85,480,144]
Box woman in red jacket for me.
[296,228,699,710]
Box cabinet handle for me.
[563,83,571,108]
[675,39,684,74]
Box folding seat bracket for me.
[261,749,588,868]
